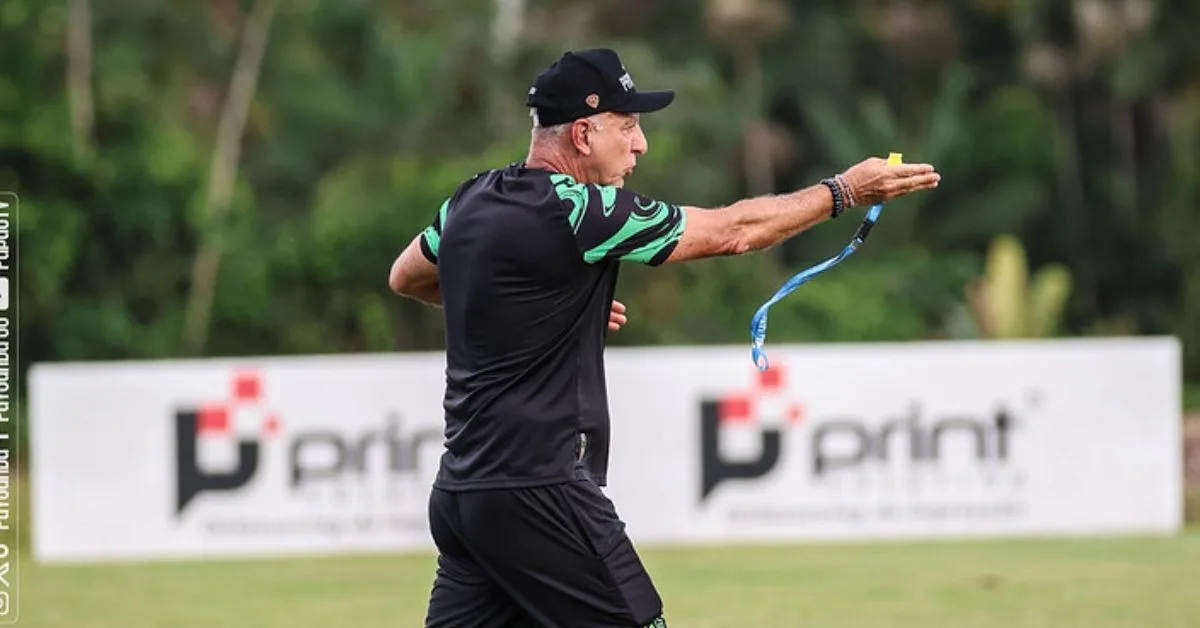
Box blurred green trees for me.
[3,0,1198,388]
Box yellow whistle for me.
[888,152,903,165]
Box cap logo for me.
[618,72,634,92]
[585,94,600,108]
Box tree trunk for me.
[182,0,280,356]
[491,0,525,62]
[66,0,94,161]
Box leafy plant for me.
[966,234,1072,339]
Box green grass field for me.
[14,530,1200,627]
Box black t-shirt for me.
[418,163,686,491]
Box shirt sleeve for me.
[551,174,687,266]
[417,198,450,264]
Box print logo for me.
[699,362,1025,502]
[586,93,600,108]
[699,365,803,500]
[173,370,443,520]
[174,371,280,514]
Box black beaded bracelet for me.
[820,177,845,218]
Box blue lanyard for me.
[749,202,884,371]
[750,155,904,371]
[750,154,903,371]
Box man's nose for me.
[631,126,648,155]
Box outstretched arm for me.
[665,183,836,261]
[663,157,941,263]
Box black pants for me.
[424,478,665,628]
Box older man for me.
[390,48,941,628]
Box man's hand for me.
[608,300,628,332]
[840,157,941,208]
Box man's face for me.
[580,112,648,188]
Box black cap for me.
[526,48,675,127]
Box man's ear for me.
[571,119,593,156]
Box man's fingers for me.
[608,300,628,332]
[879,173,941,201]
[892,163,936,176]
[899,174,942,196]
[900,173,941,188]
[610,300,628,332]
[894,172,941,189]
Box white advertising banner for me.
[602,337,1183,546]
[29,337,1182,563]
[30,354,451,563]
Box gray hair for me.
[530,109,605,138]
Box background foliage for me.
[4,0,1199,459]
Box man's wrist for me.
[819,177,846,218]
[835,174,856,207]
